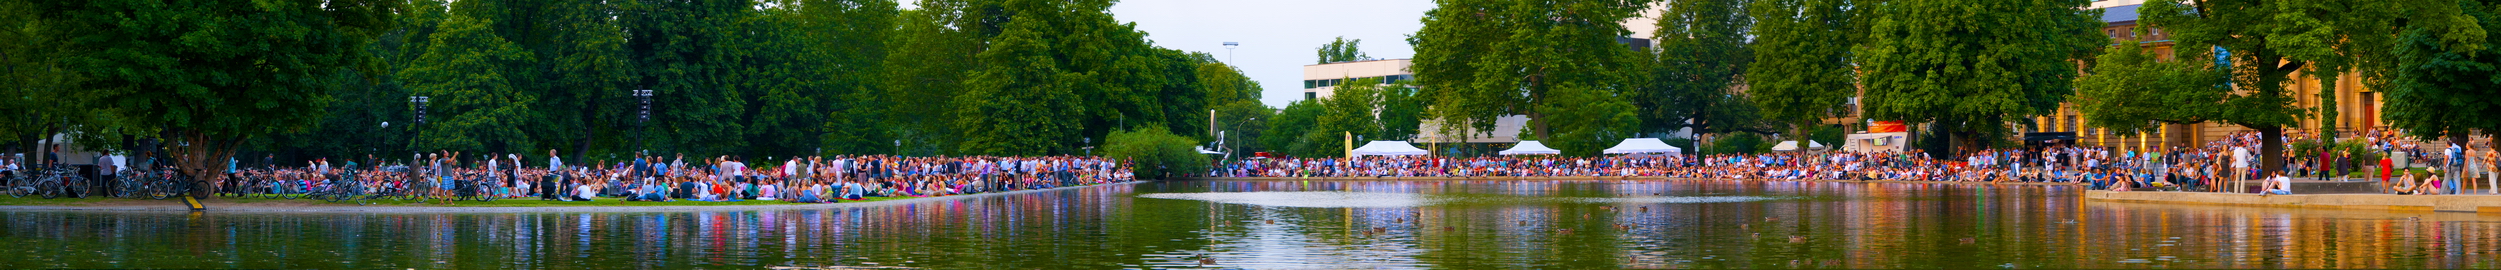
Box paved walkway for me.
[0,182,1140,213]
[2086,190,2501,213]
[1186,177,2086,186]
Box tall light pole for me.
[632,89,654,153]
[409,96,428,154]
[1223,42,1239,64]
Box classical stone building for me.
[2041,0,2387,152]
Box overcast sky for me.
[1110,0,1435,108]
[906,0,1438,108]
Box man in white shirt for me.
[2231,146,2251,191]
[547,149,564,171]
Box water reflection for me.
[2,180,2497,269]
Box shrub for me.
[1101,126,1211,179]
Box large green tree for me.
[2389,0,2501,149]
[1636,0,1773,137]
[2071,36,2229,135]
[1263,100,1327,157]
[877,2,993,155]
[38,0,398,197]
[2077,0,2483,174]
[1210,100,1273,156]
[620,0,758,155]
[1742,0,1857,139]
[399,11,537,153]
[1310,77,1386,158]
[1410,0,1643,150]
[1376,82,1427,141]
[950,0,1223,156]
[0,0,84,162]
[1856,0,2106,156]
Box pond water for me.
[5,180,2499,269]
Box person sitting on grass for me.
[571,181,598,201]
[757,180,778,201]
[628,182,668,202]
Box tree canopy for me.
[34,0,400,196]
[1410,0,1644,153]
[1856,0,2107,155]
[1744,0,1858,136]
[2,0,1269,184]
[2076,0,2484,174]
[2388,0,2501,148]
[1635,0,1773,138]
[1317,36,1370,64]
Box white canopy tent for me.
[1602,138,1682,155]
[1349,141,1431,156]
[1771,140,1828,152]
[1497,141,1562,155]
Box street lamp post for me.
[632,89,654,153]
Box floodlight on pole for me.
[632,89,654,152]
[1223,42,1239,64]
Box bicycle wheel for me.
[322,188,348,203]
[162,179,191,200]
[147,179,174,200]
[6,178,28,198]
[478,187,499,202]
[113,177,137,198]
[39,178,62,199]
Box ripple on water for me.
[1136,191,1783,208]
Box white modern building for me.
[1300,59,1413,101]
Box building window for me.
[1306,92,1317,100]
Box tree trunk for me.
[576,112,595,164]
[2258,125,2285,176]
[170,129,241,199]
[2316,72,2339,148]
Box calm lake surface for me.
[6,180,2500,269]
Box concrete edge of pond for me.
[2085,190,2501,213]
[0,181,1146,213]
[1182,177,2086,186]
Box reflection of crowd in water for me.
[1211,131,2501,195]
[209,151,1135,203]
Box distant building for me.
[1301,59,1413,101]
[2039,1,2388,151]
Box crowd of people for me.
[195,151,1137,204]
[1210,131,2500,195]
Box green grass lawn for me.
[0,193,947,207]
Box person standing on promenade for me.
[2232,144,2250,193]
[2381,151,2396,194]
[2483,147,2497,194]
